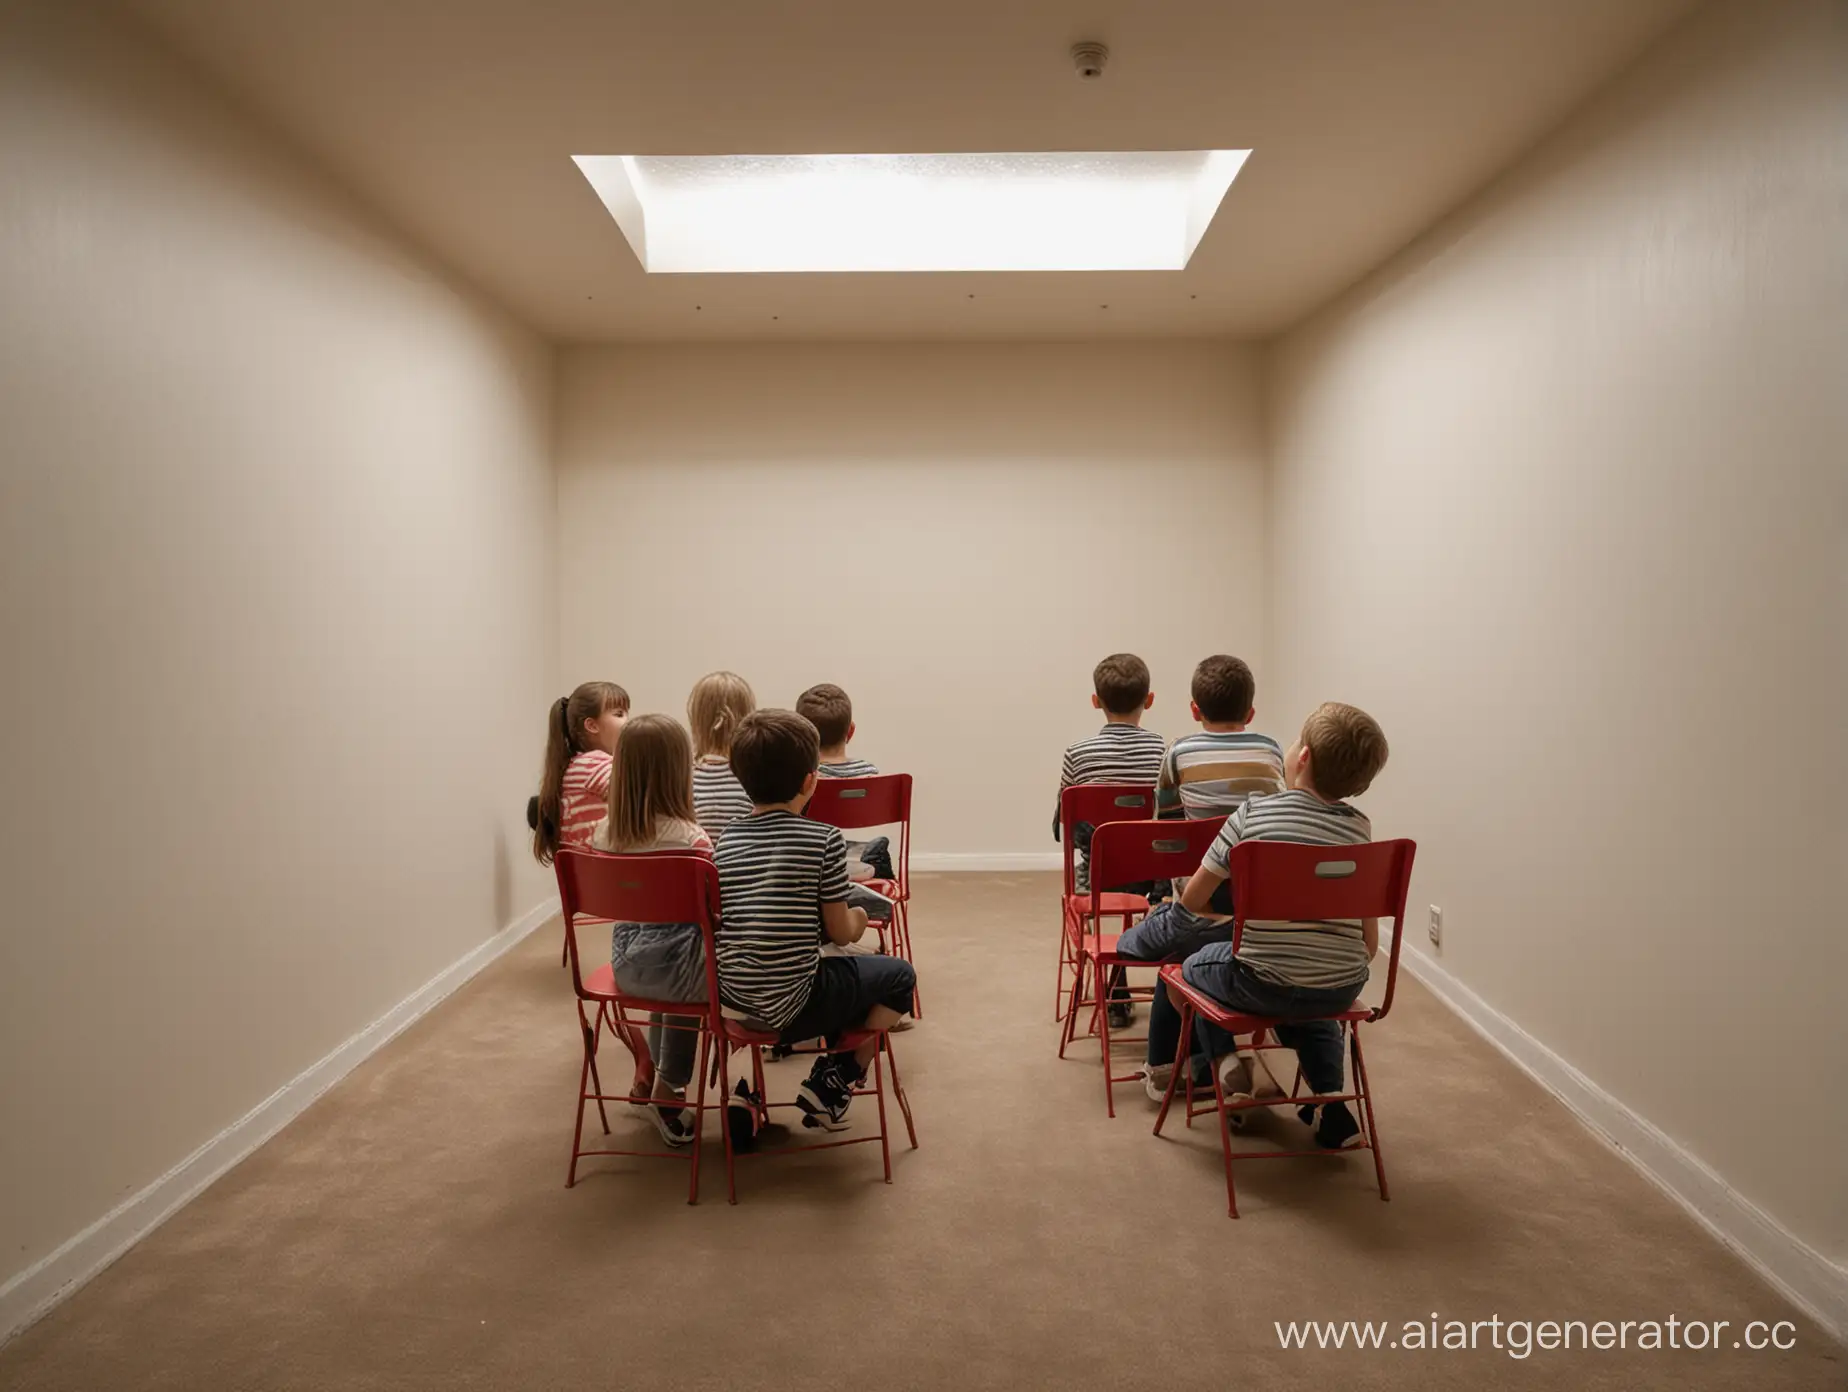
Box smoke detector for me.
[1071,41,1109,80]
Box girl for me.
[531,680,630,865]
[594,714,712,1148]
[686,671,756,835]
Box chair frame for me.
[1058,816,1227,1116]
[1054,784,1159,1023]
[1151,837,1417,1217]
[804,773,919,1016]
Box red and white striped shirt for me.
[560,750,613,853]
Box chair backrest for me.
[1222,838,1417,1020]
[1058,783,1157,895]
[1086,816,1228,917]
[554,849,723,1005]
[805,773,912,887]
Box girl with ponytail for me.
[531,680,630,865]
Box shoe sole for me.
[648,1107,694,1148]
[798,1103,851,1132]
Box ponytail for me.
[532,682,630,865]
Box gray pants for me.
[610,923,707,1090]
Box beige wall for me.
[1265,0,1847,1264]
[0,1,557,1293]
[557,341,1265,856]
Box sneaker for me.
[1106,1000,1134,1030]
[646,1094,694,1148]
[1138,1061,1174,1103]
[796,1057,853,1132]
[1217,1054,1255,1131]
[1313,1101,1365,1150]
[889,1015,916,1033]
[726,1079,762,1153]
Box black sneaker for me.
[861,836,894,881]
[796,1057,853,1132]
[1106,1000,1134,1030]
[726,1079,762,1153]
[1312,1101,1365,1150]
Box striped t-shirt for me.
[1156,729,1285,820]
[1058,723,1166,795]
[693,757,754,836]
[818,758,879,778]
[714,811,850,1028]
[1201,789,1374,990]
[560,751,613,852]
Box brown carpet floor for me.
[3,873,1839,1390]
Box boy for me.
[715,709,917,1131]
[1106,655,1285,1015]
[1141,702,1389,1148]
[1054,653,1166,1025]
[796,683,893,882]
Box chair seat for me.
[579,963,705,1015]
[719,1017,882,1049]
[1158,962,1375,1030]
[860,878,907,902]
[1063,891,1149,917]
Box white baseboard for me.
[0,896,558,1349]
[910,852,1062,872]
[1401,946,1847,1344]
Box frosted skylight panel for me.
[571,150,1249,273]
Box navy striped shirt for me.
[715,811,850,1028]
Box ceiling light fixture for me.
[571,149,1250,274]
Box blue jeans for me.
[1146,941,1364,1096]
[1115,901,1234,962]
[610,923,707,1090]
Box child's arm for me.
[1178,863,1228,915]
[1154,745,1183,820]
[1363,917,1380,959]
[1053,746,1077,841]
[822,901,870,945]
[818,825,862,943]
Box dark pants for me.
[1146,941,1364,1096]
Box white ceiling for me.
[127,0,1697,344]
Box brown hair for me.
[1093,653,1151,715]
[729,709,819,805]
[603,714,696,851]
[1192,655,1255,723]
[687,671,756,760]
[532,680,630,864]
[1300,701,1389,801]
[795,683,853,747]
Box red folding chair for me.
[709,962,919,1203]
[1058,816,1227,1116]
[804,773,919,1016]
[1055,784,1157,1023]
[1152,838,1416,1217]
[555,849,722,1201]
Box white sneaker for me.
[889,1016,916,1032]
[1217,1054,1255,1130]
[1139,1061,1174,1103]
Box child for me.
[1141,702,1389,1149]
[1106,656,1285,1017]
[796,682,893,881]
[714,709,917,1131]
[1054,653,1165,1025]
[687,670,756,836]
[531,680,630,864]
[593,714,711,1148]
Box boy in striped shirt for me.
[1053,651,1166,881]
[715,710,916,1132]
[1106,655,1284,1014]
[797,681,895,889]
[1142,702,1390,1150]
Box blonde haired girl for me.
[686,671,756,834]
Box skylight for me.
[571,151,1250,274]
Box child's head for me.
[1091,652,1153,717]
[687,671,756,760]
[729,708,820,807]
[532,680,631,864]
[796,683,853,749]
[604,713,696,851]
[1191,655,1256,726]
[1288,702,1389,801]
